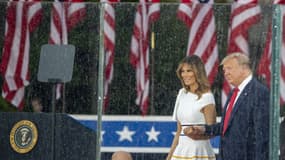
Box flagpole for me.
[150,31,156,115]
[96,2,105,160]
[269,4,281,160]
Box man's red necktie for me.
[222,87,239,135]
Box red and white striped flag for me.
[0,0,42,110]
[49,0,85,99]
[130,0,160,115]
[257,0,285,104]
[222,0,261,107]
[177,0,219,84]
[102,0,120,111]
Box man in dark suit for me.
[184,52,269,160]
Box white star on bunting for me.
[146,126,160,142]
[116,126,135,142]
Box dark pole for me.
[51,83,56,160]
[62,83,66,113]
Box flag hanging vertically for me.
[177,0,219,84]
[222,0,261,107]
[257,0,285,104]
[49,0,85,99]
[0,0,42,110]
[102,0,120,111]
[130,0,160,115]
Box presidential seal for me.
[10,120,38,154]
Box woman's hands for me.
[183,126,206,140]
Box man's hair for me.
[31,97,42,104]
[220,52,251,69]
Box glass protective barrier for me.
[0,1,283,160]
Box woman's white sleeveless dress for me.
[171,88,216,160]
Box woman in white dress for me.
[166,55,217,160]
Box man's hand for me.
[183,126,206,140]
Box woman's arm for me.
[166,122,181,160]
[202,104,217,125]
[183,104,217,140]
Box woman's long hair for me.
[176,55,211,99]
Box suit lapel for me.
[227,79,254,130]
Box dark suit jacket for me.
[205,78,269,160]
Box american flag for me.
[257,0,285,104]
[49,0,85,99]
[177,0,219,84]
[102,0,120,111]
[130,0,160,115]
[222,0,261,107]
[0,0,42,110]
